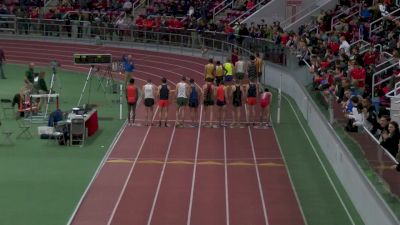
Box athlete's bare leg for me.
[149,106,154,126]
[236,107,241,127]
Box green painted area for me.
[0,64,125,225]
[269,88,364,225]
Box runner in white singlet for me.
[235,57,246,80]
[142,79,156,126]
[175,76,189,127]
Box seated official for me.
[33,72,49,111]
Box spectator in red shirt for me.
[280,32,289,46]
[329,41,340,55]
[246,0,254,10]
[144,16,154,30]
[168,16,178,29]
[350,63,366,94]
[135,15,144,29]
[363,47,376,66]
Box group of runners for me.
[124,54,272,128]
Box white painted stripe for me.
[66,119,128,225]
[223,127,230,225]
[106,106,160,225]
[186,104,203,225]
[66,78,146,225]
[283,95,356,225]
[146,123,177,225]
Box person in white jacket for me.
[345,96,364,132]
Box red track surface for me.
[1,39,305,225]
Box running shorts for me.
[144,98,155,107]
[177,97,188,106]
[247,97,257,105]
[216,100,226,106]
[236,72,244,80]
[159,99,169,107]
[204,100,215,106]
[260,100,269,108]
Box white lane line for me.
[146,122,177,225]
[186,105,203,225]
[247,126,269,225]
[223,127,230,225]
[67,77,147,225]
[283,95,356,225]
[1,43,206,66]
[66,119,128,225]
[244,103,269,225]
[106,106,160,225]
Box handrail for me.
[349,39,370,48]
[212,0,232,22]
[229,0,267,25]
[362,126,398,164]
[372,62,399,98]
[385,81,400,98]
[370,7,400,37]
[330,3,361,30]
[132,0,145,15]
[375,57,395,69]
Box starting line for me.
[106,159,285,167]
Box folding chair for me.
[0,121,13,145]
[16,117,32,139]
[70,117,85,147]
[0,98,14,119]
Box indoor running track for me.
[1,39,305,225]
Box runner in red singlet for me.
[259,87,272,127]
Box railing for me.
[212,0,233,22]
[133,0,146,14]
[1,16,283,62]
[229,0,267,25]
[350,39,370,52]
[371,62,399,98]
[370,7,400,38]
[0,14,16,32]
[330,3,361,30]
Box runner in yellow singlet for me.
[204,58,215,82]
[223,58,234,84]
[215,61,226,85]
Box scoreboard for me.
[74,54,112,65]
